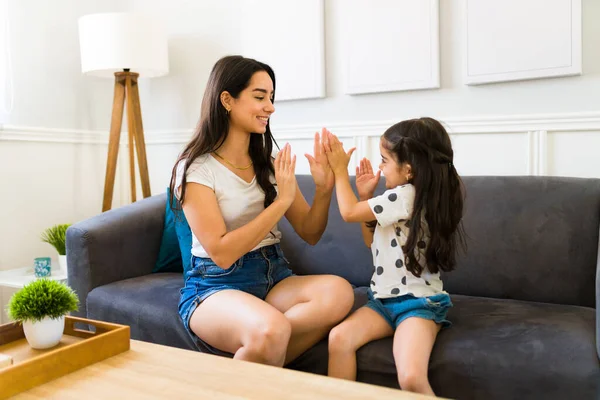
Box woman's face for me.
[228,71,275,134]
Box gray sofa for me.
[67,175,600,399]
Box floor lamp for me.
[78,13,169,212]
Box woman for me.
[170,55,354,367]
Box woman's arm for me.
[183,184,291,268]
[182,144,297,269]
[284,129,335,245]
[284,184,332,245]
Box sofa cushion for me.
[153,189,192,274]
[353,293,600,399]
[87,273,196,350]
[153,196,182,273]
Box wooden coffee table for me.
[13,340,439,399]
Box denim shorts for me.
[178,243,294,355]
[365,289,453,329]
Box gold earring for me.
[226,108,230,115]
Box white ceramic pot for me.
[22,315,65,349]
[58,255,68,274]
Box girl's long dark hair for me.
[383,117,466,276]
[169,55,277,209]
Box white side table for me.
[0,267,68,324]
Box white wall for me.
[0,0,125,274]
[128,0,244,131]
[0,0,9,123]
[0,0,599,319]
[131,0,600,178]
[133,0,600,127]
[3,0,126,129]
[0,137,115,322]
[0,1,131,322]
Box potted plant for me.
[6,279,79,349]
[41,223,71,273]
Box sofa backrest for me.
[279,176,374,287]
[279,175,600,307]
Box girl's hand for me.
[305,128,334,192]
[274,143,297,207]
[356,157,381,200]
[323,131,356,175]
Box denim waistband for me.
[242,243,281,260]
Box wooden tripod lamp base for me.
[102,71,151,212]
[78,13,169,211]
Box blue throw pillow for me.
[153,189,192,274]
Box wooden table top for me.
[13,340,440,399]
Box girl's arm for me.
[356,158,381,247]
[323,133,377,223]
[326,132,414,230]
[333,169,377,223]
[182,144,297,269]
[333,168,415,227]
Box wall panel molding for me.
[2,111,598,178]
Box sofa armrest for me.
[66,193,167,318]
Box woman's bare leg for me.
[189,290,291,366]
[265,274,354,364]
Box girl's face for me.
[379,137,412,189]
[227,71,275,134]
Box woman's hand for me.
[305,128,334,192]
[323,131,356,175]
[274,143,297,207]
[356,158,381,200]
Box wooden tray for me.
[0,316,130,399]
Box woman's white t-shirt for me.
[175,154,281,258]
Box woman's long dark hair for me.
[383,117,466,276]
[169,55,278,209]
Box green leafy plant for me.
[7,279,79,323]
[41,224,71,255]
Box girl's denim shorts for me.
[366,289,453,329]
[178,243,293,354]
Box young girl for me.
[324,117,465,395]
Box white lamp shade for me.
[78,13,169,78]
